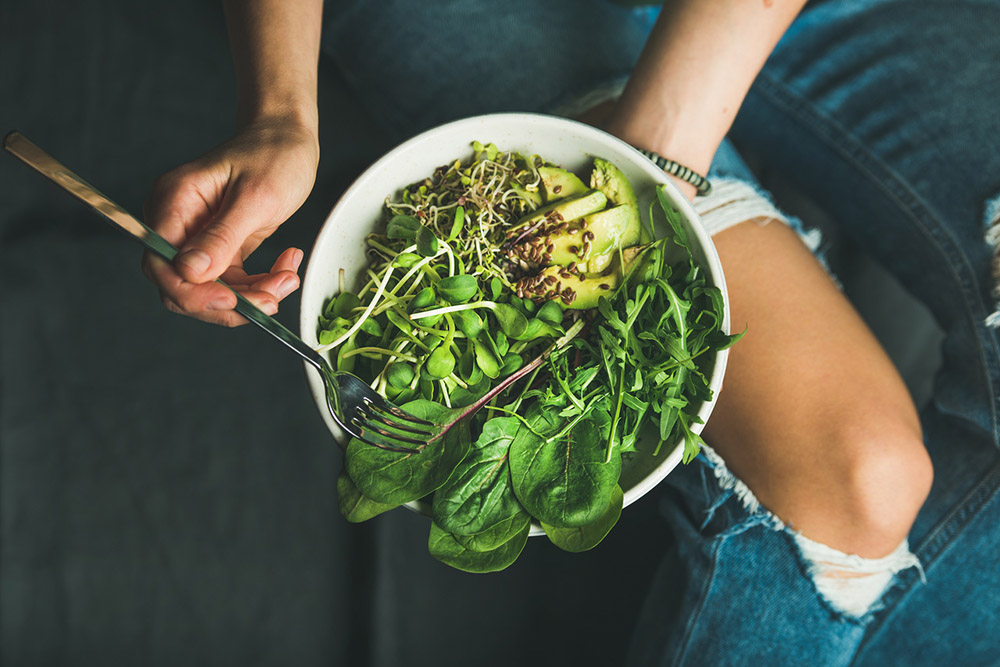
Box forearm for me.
[606,0,807,196]
[222,0,324,138]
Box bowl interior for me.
[300,113,730,534]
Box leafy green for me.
[345,400,472,505]
[336,470,399,523]
[542,484,623,552]
[432,416,529,535]
[508,405,622,528]
[428,521,530,573]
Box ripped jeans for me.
[629,1,1000,664]
[322,0,1000,663]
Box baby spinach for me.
[432,416,529,536]
[345,400,472,505]
[542,484,623,552]
[508,405,622,528]
[428,521,530,573]
[337,471,399,523]
[453,512,531,552]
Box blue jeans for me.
[323,1,1000,663]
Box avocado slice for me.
[590,158,645,244]
[515,264,620,310]
[539,166,589,202]
[509,189,607,234]
[515,204,640,271]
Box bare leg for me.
[705,218,932,557]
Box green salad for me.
[318,142,740,572]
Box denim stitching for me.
[750,71,1000,443]
[673,537,723,667]
[850,457,1000,659]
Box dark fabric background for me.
[0,2,943,666]
[0,2,682,665]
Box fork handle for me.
[4,131,327,371]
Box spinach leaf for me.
[542,484,623,552]
[509,406,622,528]
[432,416,529,535]
[453,511,531,552]
[336,470,398,523]
[345,400,472,505]
[428,521,529,573]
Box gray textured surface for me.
[0,2,681,665]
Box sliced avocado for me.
[510,189,607,234]
[515,264,620,310]
[539,166,588,202]
[518,204,639,270]
[590,158,645,244]
[511,182,542,208]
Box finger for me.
[174,178,283,284]
[144,166,219,247]
[228,248,304,301]
[146,253,239,315]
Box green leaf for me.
[425,345,456,379]
[387,214,421,239]
[345,400,472,505]
[393,252,422,268]
[489,277,503,301]
[542,485,623,552]
[472,338,500,379]
[386,363,415,388]
[491,303,528,338]
[536,300,563,326]
[437,275,479,304]
[452,309,484,338]
[453,512,531,552]
[337,470,398,523]
[448,206,466,242]
[416,225,439,257]
[428,521,529,573]
[432,417,529,535]
[509,406,622,528]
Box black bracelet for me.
[635,148,712,196]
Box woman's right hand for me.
[141,116,320,327]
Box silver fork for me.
[3,131,438,453]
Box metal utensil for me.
[3,130,438,453]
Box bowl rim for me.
[299,111,730,532]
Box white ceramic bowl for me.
[300,112,730,534]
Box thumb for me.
[174,181,278,283]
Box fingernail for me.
[276,275,298,300]
[292,249,304,271]
[207,297,233,311]
[177,249,211,276]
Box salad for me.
[318,142,739,572]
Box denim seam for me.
[673,536,723,667]
[850,457,1000,658]
[751,71,1000,443]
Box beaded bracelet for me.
[635,148,712,196]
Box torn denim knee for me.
[696,177,823,254]
[698,442,924,620]
[982,193,1000,327]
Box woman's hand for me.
[141,116,319,326]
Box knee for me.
[815,416,933,557]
